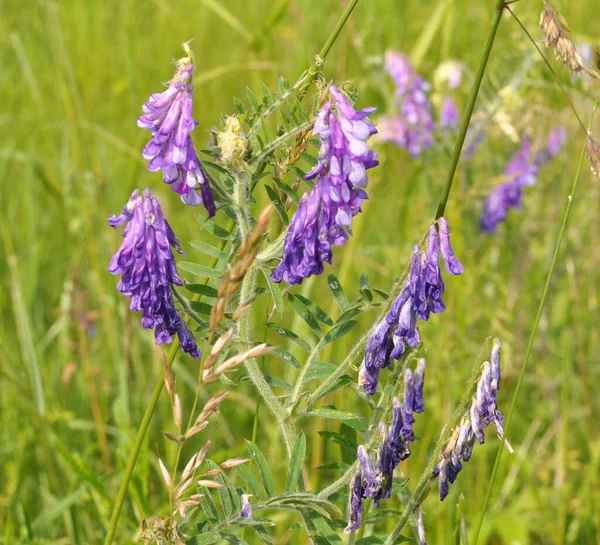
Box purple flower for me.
[240,494,252,519]
[344,471,365,533]
[108,189,200,359]
[439,97,460,130]
[433,339,512,500]
[271,85,378,285]
[138,45,215,215]
[481,130,565,233]
[380,51,435,157]
[347,361,426,530]
[360,219,462,395]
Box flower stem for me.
[318,0,359,60]
[471,117,593,545]
[434,0,506,220]
[103,227,232,545]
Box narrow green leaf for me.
[189,301,213,316]
[359,273,373,302]
[322,320,358,345]
[271,347,301,369]
[336,307,362,324]
[293,294,333,326]
[272,177,299,204]
[373,288,389,299]
[207,460,237,517]
[327,274,349,311]
[252,525,273,545]
[264,185,289,225]
[188,531,223,545]
[288,165,306,179]
[198,487,220,524]
[317,431,357,449]
[285,433,306,493]
[312,376,353,401]
[355,538,384,545]
[189,240,228,260]
[299,151,318,166]
[278,75,289,95]
[246,87,260,111]
[179,262,224,279]
[262,269,284,318]
[304,409,359,421]
[196,216,232,238]
[236,464,263,500]
[185,283,218,298]
[233,96,247,114]
[222,533,251,545]
[266,323,312,351]
[235,518,276,527]
[302,360,336,382]
[264,374,293,391]
[288,294,322,337]
[260,81,273,104]
[245,440,275,497]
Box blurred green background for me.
[1,0,600,543]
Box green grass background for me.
[1,0,600,543]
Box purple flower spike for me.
[481,131,565,233]
[434,344,512,501]
[360,220,461,395]
[438,217,464,275]
[108,189,200,359]
[357,445,382,499]
[271,85,378,285]
[138,44,215,215]
[380,51,435,157]
[344,471,364,533]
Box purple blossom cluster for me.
[346,361,426,532]
[480,128,566,233]
[435,61,463,132]
[359,218,463,395]
[138,48,215,215]
[433,339,513,500]
[271,85,378,285]
[108,189,200,359]
[378,51,435,157]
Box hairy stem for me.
[435,0,505,220]
[471,112,594,544]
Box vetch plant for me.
[99,1,600,544]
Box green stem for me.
[471,127,592,545]
[103,341,179,545]
[318,0,359,59]
[434,0,505,220]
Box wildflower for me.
[433,339,512,500]
[347,362,426,530]
[540,3,599,79]
[439,97,460,130]
[138,43,215,214]
[271,85,378,285]
[344,471,365,533]
[108,189,200,359]
[360,220,462,395]
[480,130,566,233]
[380,51,435,157]
[240,494,252,519]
